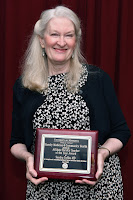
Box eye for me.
[65,34,74,38]
[50,33,59,37]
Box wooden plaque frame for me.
[34,128,98,180]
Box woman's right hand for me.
[26,154,48,185]
[11,143,48,185]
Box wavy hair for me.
[21,6,87,92]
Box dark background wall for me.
[0,0,133,199]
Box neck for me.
[48,60,70,76]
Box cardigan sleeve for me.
[102,71,131,146]
[10,78,25,148]
[10,77,46,151]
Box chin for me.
[53,58,69,63]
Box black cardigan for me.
[10,65,131,152]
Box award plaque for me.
[34,128,98,180]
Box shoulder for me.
[85,64,101,72]
[13,76,24,92]
[13,77,28,101]
[13,77,25,98]
[13,77,40,103]
[84,64,111,84]
[82,64,115,96]
[85,64,108,77]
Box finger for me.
[95,154,104,180]
[95,170,102,180]
[82,179,97,185]
[28,168,38,178]
[75,179,97,185]
[95,160,104,180]
[75,180,85,184]
[26,158,37,178]
[81,179,97,185]
[31,177,48,185]
[27,172,48,185]
[38,177,48,184]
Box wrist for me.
[22,152,33,162]
[98,147,110,160]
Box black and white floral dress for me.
[26,65,123,200]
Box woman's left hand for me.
[75,147,108,185]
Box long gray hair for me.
[21,6,86,92]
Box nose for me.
[57,36,66,47]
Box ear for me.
[38,36,45,48]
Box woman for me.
[10,6,130,200]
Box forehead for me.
[46,17,75,32]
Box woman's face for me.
[39,17,76,65]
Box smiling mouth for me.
[53,48,67,53]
